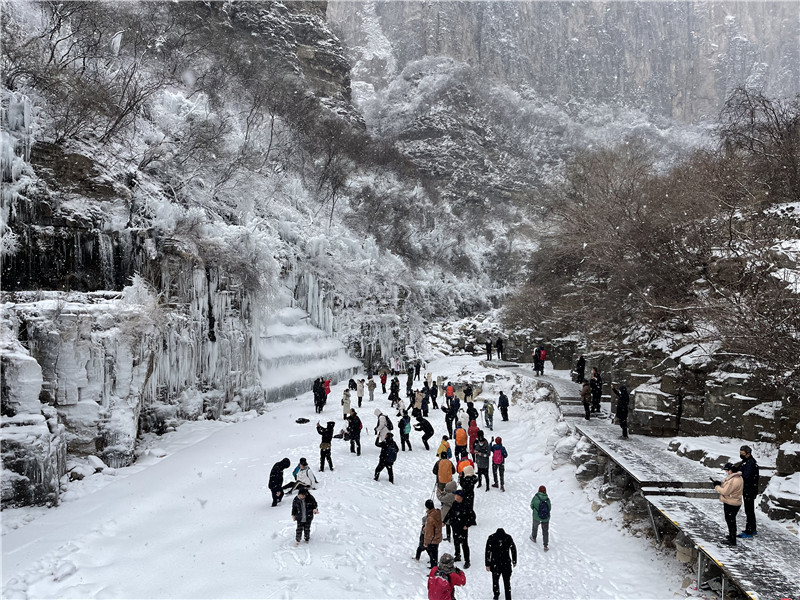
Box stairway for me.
[259,306,361,403]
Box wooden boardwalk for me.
[649,496,800,600]
[573,419,717,488]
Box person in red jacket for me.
[427,553,466,600]
[380,372,388,394]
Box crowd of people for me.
[267,364,553,600]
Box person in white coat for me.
[374,408,390,442]
[342,388,351,420]
[289,458,318,493]
[357,379,365,408]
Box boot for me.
[492,483,499,488]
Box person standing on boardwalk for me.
[316,421,335,471]
[291,487,318,545]
[424,499,444,568]
[427,553,466,600]
[347,408,362,455]
[713,462,743,546]
[374,432,399,483]
[498,392,509,422]
[590,368,603,413]
[485,528,517,600]
[611,383,630,438]
[473,431,491,490]
[580,381,592,421]
[736,445,760,538]
[490,437,508,491]
[485,340,493,361]
[575,355,586,383]
[530,485,552,550]
[268,457,291,507]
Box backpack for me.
[384,416,394,431]
[403,420,412,435]
[385,444,398,465]
[537,497,550,520]
[492,446,506,464]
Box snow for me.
[2,355,686,599]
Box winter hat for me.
[495,437,502,444]
[299,457,308,466]
[477,431,485,440]
[438,554,455,574]
[425,499,435,510]
[374,408,382,416]
[385,432,393,438]
[538,485,547,493]
[463,465,475,477]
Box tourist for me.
[481,399,495,430]
[374,432,399,483]
[367,375,377,402]
[530,485,551,550]
[498,392,509,422]
[495,337,504,360]
[473,431,491,490]
[485,527,517,600]
[737,445,760,538]
[436,435,453,459]
[468,419,479,458]
[445,491,476,568]
[357,378,365,407]
[380,371,388,394]
[434,451,456,492]
[590,368,603,413]
[437,480,458,543]
[347,408,362,455]
[399,410,413,451]
[341,388,351,420]
[580,381,592,421]
[291,486,318,545]
[458,464,478,511]
[611,383,630,439]
[427,553,465,600]
[415,414,435,450]
[289,457,318,493]
[454,422,468,460]
[374,408,391,442]
[490,436,508,491]
[316,420,335,471]
[485,339,493,361]
[268,457,291,507]
[575,354,586,383]
[713,462,743,546]
[424,499,443,568]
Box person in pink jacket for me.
[713,462,743,546]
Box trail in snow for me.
[2,355,686,599]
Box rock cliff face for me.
[329,1,799,121]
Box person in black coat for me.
[347,409,362,455]
[611,384,630,439]
[485,340,493,361]
[485,527,517,600]
[736,445,760,537]
[268,457,291,507]
[316,421,336,471]
[374,432,399,483]
[498,392,509,422]
[291,487,318,544]
[414,415,435,450]
[430,380,439,409]
[575,355,586,383]
[589,368,603,413]
[495,338,504,360]
[444,491,476,568]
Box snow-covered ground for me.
[2,355,687,599]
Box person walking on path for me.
[473,431,491,490]
[347,408,362,455]
[399,411,413,451]
[434,452,456,491]
[316,421,335,471]
[575,355,586,383]
[485,528,517,600]
[437,435,453,459]
[611,383,630,438]
[463,384,474,404]
[380,372,388,394]
[713,462,743,546]
[459,464,478,511]
[374,432,399,483]
[498,392,509,422]
[430,379,439,409]
[415,505,430,562]
[532,347,542,376]
[437,480,458,543]
[468,420,479,458]
[736,445,760,538]
[427,553,466,600]
[268,457,291,507]
[490,437,508,491]
[374,408,391,442]
[415,359,422,381]
[367,376,377,402]
[424,499,444,568]
[445,492,476,568]
[415,414,435,450]
[485,340,493,361]
[291,487,318,545]
[590,368,603,413]
[495,338,504,361]
[454,423,468,460]
[482,399,495,431]
[580,381,592,420]
[357,378,365,408]
[530,485,552,550]
[341,388,352,420]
